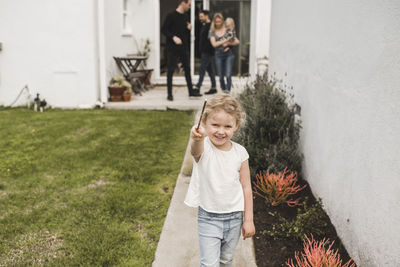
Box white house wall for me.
[0,0,99,108]
[249,0,271,77]
[268,0,400,266]
[103,0,157,85]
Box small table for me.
[113,55,150,94]
[114,55,148,77]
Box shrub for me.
[287,235,356,267]
[234,74,303,177]
[253,168,306,207]
[262,198,329,241]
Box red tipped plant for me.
[253,168,306,207]
[287,235,356,267]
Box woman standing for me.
[209,13,240,93]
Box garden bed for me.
[252,178,355,267]
[234,74,356,267]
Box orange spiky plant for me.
[286,235,356,267]
[253,168,306,207]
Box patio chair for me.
[113,56,146,95]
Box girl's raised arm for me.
[190,126,205,162]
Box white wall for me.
[103,0,157,85]
[129,0,157,76]
[249,0,271,77]
[0,0,99,108]
[268,1,400,266]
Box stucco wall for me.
[268,0,400,266]
[249,0,271,77]
[103,0,157,84]
[0,0,99,108]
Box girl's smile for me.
[204,109,238,151]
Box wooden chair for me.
[126,54,154,88]
[113,56,147,95]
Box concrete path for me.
[105,86,206,111]
[104,83,246,111]
[105,86,257,266]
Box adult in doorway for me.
[193,10,217,95]
[209,13,240,93]
[161,0,202,101]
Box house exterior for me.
[2,0,399,266]
[268,1,400,266]
[0,0,101,108]
[0,0,271,108]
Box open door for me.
[159,0,251,78]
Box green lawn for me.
[0,108,193,266]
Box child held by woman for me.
[223,18,237,52]
[185,94,255,267]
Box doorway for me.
[159,0,252,78]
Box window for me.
[122,0,132,36]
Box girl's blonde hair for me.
[210,13,224,32]
[202,94,244,127]
[225,17,235,29]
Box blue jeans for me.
[196,52,217,90]
[198,207,243,267]
[215,49,234,92]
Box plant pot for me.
[108,86,125,102]
[122,93,132,102]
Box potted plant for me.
[134,38,153,86]
[108,75,132,102]
[134,38,151,66]
[122,86,132,102]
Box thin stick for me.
[197,99,207,130]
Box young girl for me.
[185,94,255,267]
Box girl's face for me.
[204,109,238,150]
[225,23,233,30]
[214,17,223,29]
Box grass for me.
[0,108,194,266]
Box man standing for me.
[161,0,202,101]
[194,10,217,95]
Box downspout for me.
[97,0,107,103]
[248,0,258,80]
[190,0,195,77]
[154,0,160,81]
[249,0,272,80]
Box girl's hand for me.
[190,125,206,142]
[242,220,256,240]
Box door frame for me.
[154,0,260,85]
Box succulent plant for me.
[109,75,132,94]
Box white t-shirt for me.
[184,136,249,213]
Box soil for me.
[252,179,355,267]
